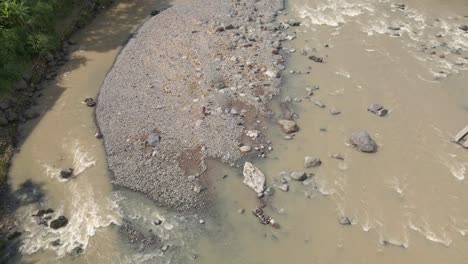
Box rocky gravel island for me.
[97,0,288,210]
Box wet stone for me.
[313,100,325,108]
[51,239,61,247]
[287,19,301,26]
[290,171,307,181]
[367,103,388,116]
[33,208,54,217]
[367,103,383,113]
[338,216,352,226]
[308,55,323,63]
[84,98,96,107]
[278,119,299,134]
[71,244,84,256]
[278,184,289,192]
[49,216,69,229]
[329,107,341,115]
[60,168,74,179]
[304,156,321,168]
[350,131,377,153]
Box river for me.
[6,0,468,263]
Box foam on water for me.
[20,142,120,257]
[295,0,468,79]
[408,219,452,247]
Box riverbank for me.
[97,0,289,210]
[0,0,117,257]
[0,0,116,185]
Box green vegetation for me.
[0,0,110,93]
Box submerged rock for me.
[278,119,299,134]
[243,162,266,194]
[329,107,341,115]
[350,131,377,153]
[49,216,68,229]
[71,244,84,256]
[331,153,344,160]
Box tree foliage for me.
[0,0,85,93]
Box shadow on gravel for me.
[73,0,174,53]
[0,180,46,263]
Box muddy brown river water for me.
[6,0,468,263]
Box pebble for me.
[239,145,252,152]
[238,209,245,214]
[199,219,205,224]
[154,219,163,225]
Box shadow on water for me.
[0,180,45,263]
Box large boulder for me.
[350,131,377,153]
[243,162,266,194]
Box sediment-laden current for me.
[4,0,468,263]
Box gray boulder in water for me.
[350,131,377,153]
[49,216,68,229]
